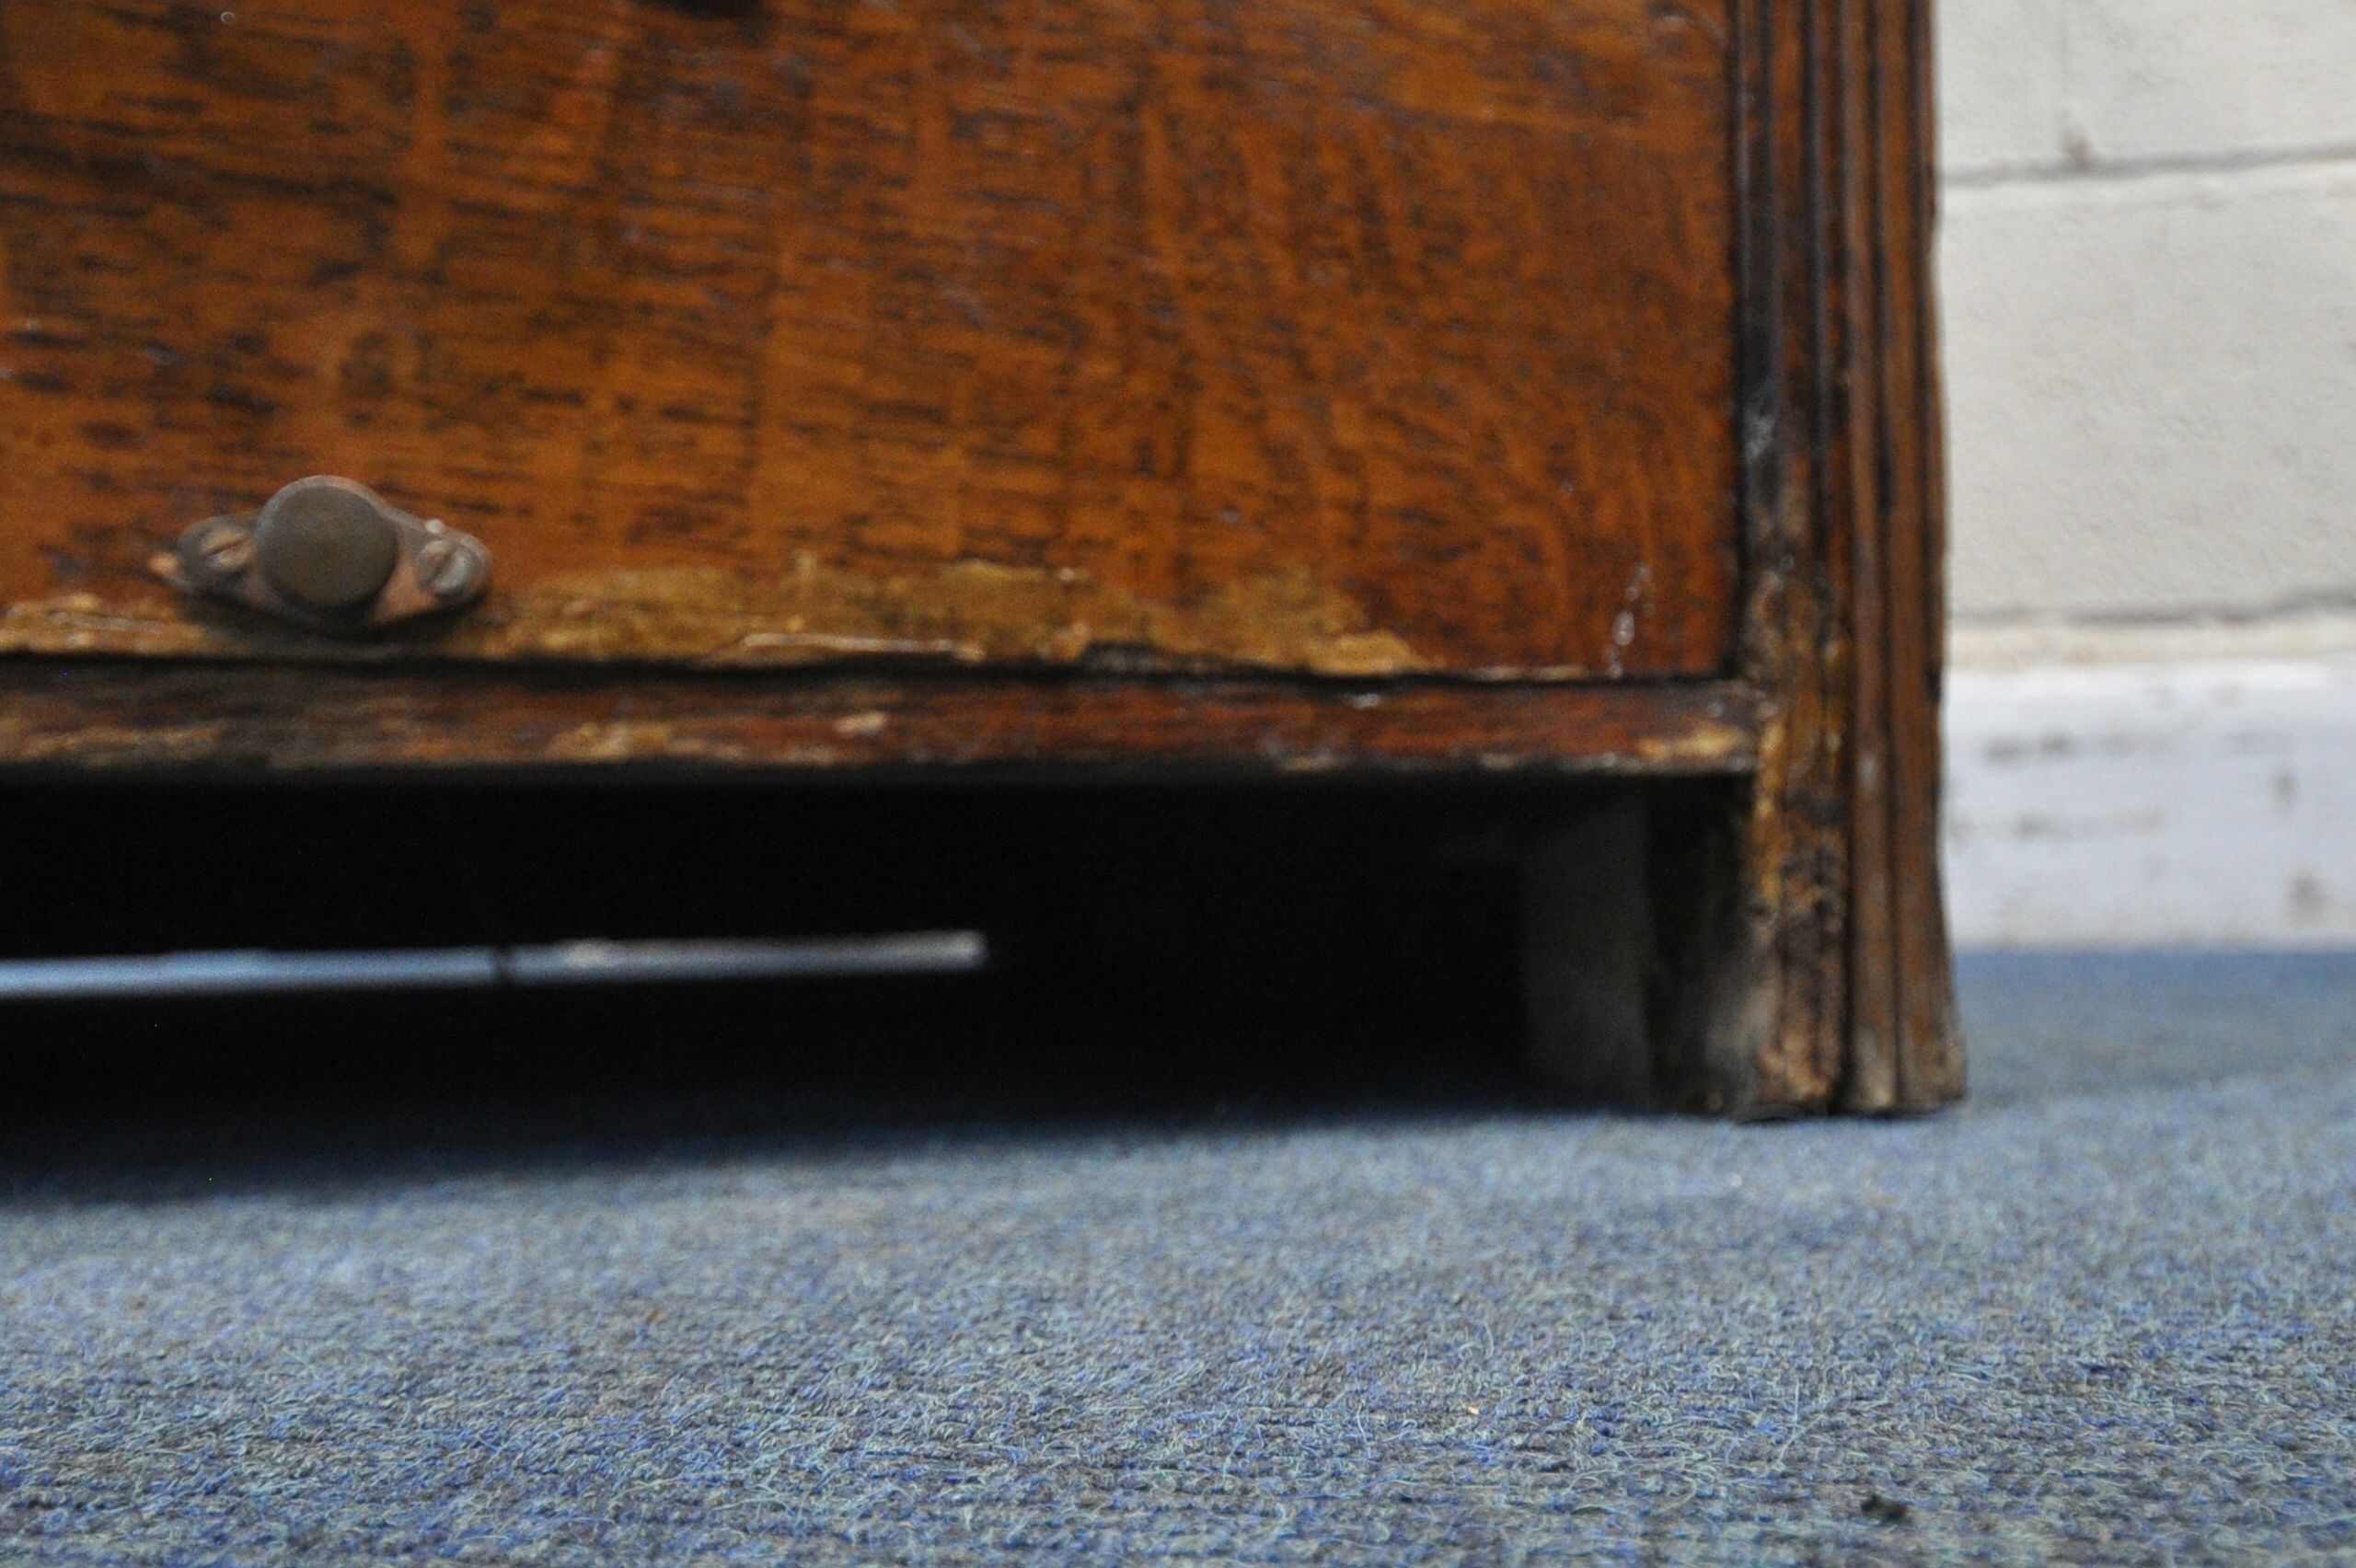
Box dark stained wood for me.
[1696,0,1958,1115]
[1519,793,1655,1103]
[1882,0,1962,1109]
[0,0,1740,679]
[0,0,1963,1118]
[0,663,1761,778]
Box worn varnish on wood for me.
[0,0,1963,1119]
[0,663,1761,776]
[0,0,1739,678]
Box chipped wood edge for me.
[1712,0,1961,1116]
[0,663,1763,779]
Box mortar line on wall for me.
[1957,588,2356,630]
[1943,141,2356,191]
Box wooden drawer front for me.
[0,0,1738,679]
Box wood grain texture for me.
[0,0,1739,679]
[0,0,1962,1118]
[0,663,1761,778]
[1703,0,1958,1115]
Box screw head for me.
[184,519,255,585]
[413,534,484,602]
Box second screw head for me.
[413,532,485,601]
[187,520,255,585]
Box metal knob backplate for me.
[160,477,490,633]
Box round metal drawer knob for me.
[159,476,492,633]
[254,477,402,613]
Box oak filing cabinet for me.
[0,0,1959,1114]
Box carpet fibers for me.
[3,952,2353,1563]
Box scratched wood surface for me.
[0,0,1739,678]
[0,663,1761,776]
[1715,0,1959,1114]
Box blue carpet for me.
[3,951,2353,1563]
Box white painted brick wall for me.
[1947,661,2356,947]
[1939,0,2356,179]
[1937,0,2070,174]
[2065,0,2356,167]
[1936,3,2356,946]
[1944,163,2356,624]
[1938,0,2356,643]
